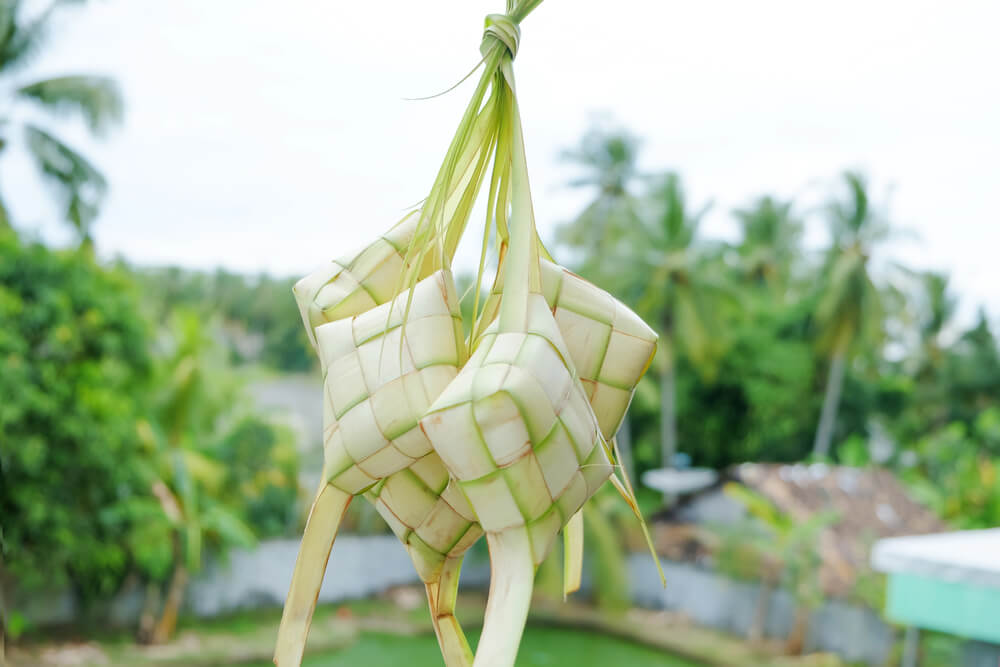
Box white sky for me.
[5,0,999,324]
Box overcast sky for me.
[5,0,999,324]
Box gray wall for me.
[630,554,894,665]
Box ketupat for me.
[275,1,662,666]
[278,28,506,665]
[417,63,627,662]
[421,294,616,667]
[480,258,657,440]
[275,270,468,667]
[365,456,483,663]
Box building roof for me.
[654,463,948,597]
[872,528,1000,588]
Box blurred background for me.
[2,1,999,666]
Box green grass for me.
[243,626,700,667]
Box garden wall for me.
[629,554,894,665]
[17,538,892,665]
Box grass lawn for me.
[244,626,700,667]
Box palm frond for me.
[24,123,107,239]
[201,504,257,551]
[0,3,13,52]
[560,124,642,197]
[0,1,57,72]
[18,75,123,134]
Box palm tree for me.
[1,1,122,243]
[944,309,1000,424]
[137,312,256,643]
[914,272,957,377]
[811,172,888,458]
[555,122,642,283]
[733,196,803,294]
[555,123,644,469]
[623,172,727,469]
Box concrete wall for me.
[187,535,489,617]
[629,554,894,665]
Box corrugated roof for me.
[653,463,947,597]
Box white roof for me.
[871,528,1000,588]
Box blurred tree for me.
[555,123,642,282]
[624,173,728,469]
[892,272,960,437]
[0,231,151,600]
[811,172,889,458]
[716,484,838,653]
[132,311,298,643]
[902,407,1000,530]
[915,272,958,377]
[133,267,314,372]
[733,196,803,294]
[942,310,1000,425]
[0,0,122,244]
[554,124,645,471]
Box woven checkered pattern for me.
[294,217,427,348]
[480,259,657,440]
[366,451,484,581]
[316,270,466,495]
[422,294,613,566]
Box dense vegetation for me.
[554,126,1000,516]
[132,267,313,372]
[0,232,300,641]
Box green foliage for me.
[0,233,300,611]
[0,232,151,597]
[900,408,1000,529]
[18,75,123,133]
[131,310,299,580]
[212,416,300,539]
[555,122,642,280]
[733,196,803,291]
[555,122,999,505]
[720,484,838,609]
[133,267,314,372]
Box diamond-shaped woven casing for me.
[421,294,613,566]
[480,259,657,440]
[365,451,484,581]
[316,270,466,495]
[294,216,433,348]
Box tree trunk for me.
[1,572,8,665]
[748,580,773,643]
[812,348,847,459]
[659,337,677,469]
[137,580,161,644]
[151,564,188,644]
[785,604,810,655]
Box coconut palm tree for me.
[555,123,642,283]
[733,195,803,294]
[0,0,122,243]
[811,172,889,458]
[555,123,645,470]
[557,132,727,470]
[623,172,727,469]
[914,272,957,377]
